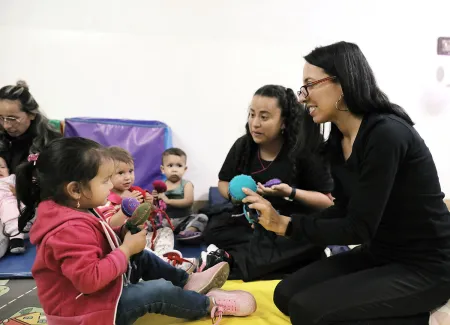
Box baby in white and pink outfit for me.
[0,156,25,257]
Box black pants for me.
[274,247,450,325]
[204,212,324,281]
[204,211,254,250]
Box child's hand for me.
[120,229,147,257]
[158,193,169,203]
[144,192,153,203]
[130,191,144,203]
[9,185,16,197]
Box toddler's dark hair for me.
[16,137,110,232]
[162,148,187,165]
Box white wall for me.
[0,0,449,199]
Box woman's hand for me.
[242,188,291,235]
[257,182,292,197]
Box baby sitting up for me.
[99,146,152,226]
[154,148,208,242]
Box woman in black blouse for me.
[203,84,334,281]
[243,42,450,324]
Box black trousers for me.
[203,211,253,250]
[274,247,450,325]
[204,212,324,281]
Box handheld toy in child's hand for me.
[229,175,259,224]
[152,180,167,194]
[121,197,140,218]
[264,178,282,187]
[125,202,154,234]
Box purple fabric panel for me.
[64,120,168,190]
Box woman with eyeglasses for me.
[202,84,334,281]
[242,41,450,324]
[0,80,61,252]
[0,81,60,173]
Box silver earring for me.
[76,201,80,209]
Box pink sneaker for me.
[206,289,257,324]
[183,261,229,294]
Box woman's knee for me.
[288,293,324,325]
[273,279,293,316]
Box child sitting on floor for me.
[99,146,152,227]
[100,146,196,273]
[15,137,256,325]
[0,154,26,256]
[153,148,209,242]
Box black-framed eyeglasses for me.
[297,76,337,99]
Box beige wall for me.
[445,199,450,211]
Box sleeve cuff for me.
[287,214,306,241]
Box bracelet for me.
[285,187,296,201]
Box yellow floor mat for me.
[135,280,290,325]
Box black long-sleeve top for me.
[290,113,450,271]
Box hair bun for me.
[16,80,29,90]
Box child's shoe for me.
[207,288,257,324]
[162,250,197,274]
[149,227,174,255]
[9,238,26,254]
[197,246,233,272]
[184,261,229,294]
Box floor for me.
[0,241,206,324]
[0,279,45,324]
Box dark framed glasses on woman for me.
[297,76,337,99]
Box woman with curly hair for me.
[202,85,334,281]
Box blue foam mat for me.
[0,239,205,279]
[0,239,35,279]
[175,242,207,258]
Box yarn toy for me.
[151,180,170,226]
[152,180,167,194]
[228,174,260,224]
[123,201,153,234]
[143,180,174,250]
[121,197,140,219]
[264,178,282,187]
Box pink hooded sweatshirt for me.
[29,200,129,325]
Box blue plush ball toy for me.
[229,174,257,201]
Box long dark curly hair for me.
[237,85,324,182]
